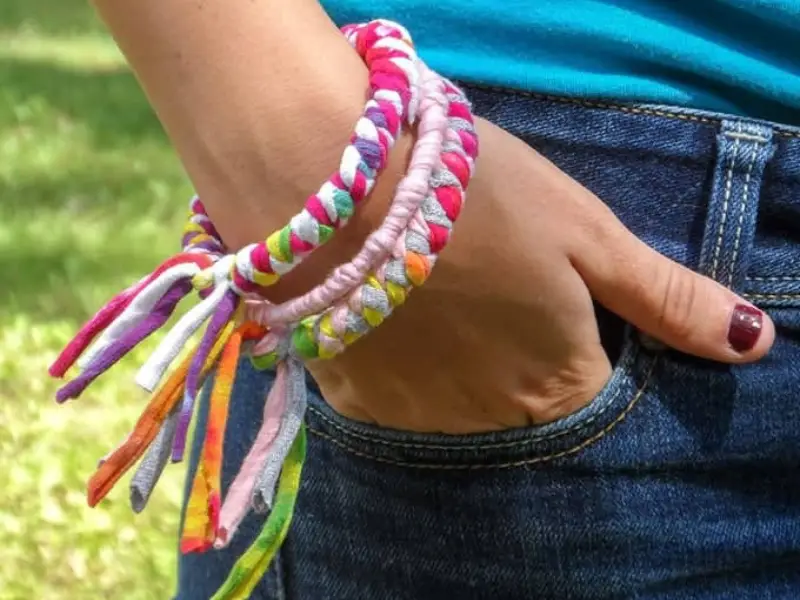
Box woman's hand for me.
[307,118,775,433]
[92,0,773,433]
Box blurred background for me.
[1,1,193,597]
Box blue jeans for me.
[176,86,800,599]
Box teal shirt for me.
[322,0,800,125]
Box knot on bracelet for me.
[191,255,234,293]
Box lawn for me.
[0,2,192,598]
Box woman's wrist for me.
[94,0,422,300]
[200,90,417,302]
[95,0,411,294]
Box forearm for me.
[93,0,412,295]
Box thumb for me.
[572,213,774,364]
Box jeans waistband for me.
[460,83,800,308]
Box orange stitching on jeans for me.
[305,359,658,470]
[460,83,800,139]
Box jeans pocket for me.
[305,325,659,470]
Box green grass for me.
[0,3,195,598]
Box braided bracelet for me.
[48,19,478,600]
[50,19,419,448]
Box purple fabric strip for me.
[170,287,238,463]
[365,106,387,130]
[55,280,192,403]
[186,240,224,254]
[182,235,224,254]
[181,233,197,248]
[198,219,221,239]
[354,138,381,170]
[170,389,195,465]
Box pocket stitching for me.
[744,293,800,300]
[306,356,658,469]
[746,277,800,282]
[307,342,644,451]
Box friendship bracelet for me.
[203,68,475,555]
[49,18,417,391]
[212,78,473,600]
[51,19,421,466]
[252,63,450,332]
[47,19,479,600]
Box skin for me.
[92,0,774,433]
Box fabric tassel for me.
[87,354,188,507]
[211,425,307,600]
[171,315,239,464]
[213,361,290,548]
[49,253,212,378]
[172,288,240,463]
[181,456,218,554]
[180,324,243,553]
[130,402,181,513]
[48,276,147,378]
[55,281,192,403]
[78,262,202,371]
[87,326,228,507]
[252,358,307,513]
[136,282,230,393]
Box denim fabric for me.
[176,87,800,599]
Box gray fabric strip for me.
[130,404,181,513]
[252,359,307,513]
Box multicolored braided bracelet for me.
[47,19,478,600]
[50,19,420,462]
[211,68,475,557]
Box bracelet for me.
[50,18,419,402]
[47,19,478,600]
[207,66,475,555]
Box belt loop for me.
[697,119,776,291]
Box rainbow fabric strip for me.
[48,19,478,599]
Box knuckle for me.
[657,264,700,340]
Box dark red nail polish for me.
[728,304,763,353]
